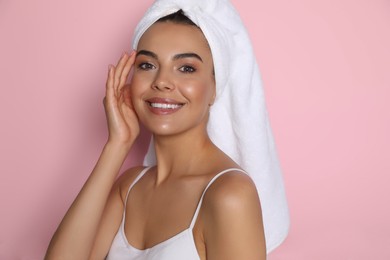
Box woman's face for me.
[130,21,215,136]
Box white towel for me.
[132,0,289,253]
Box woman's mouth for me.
[145,98,185,115]
[149,102,183,109]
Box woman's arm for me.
[202,172,266,260]
[88,166,145,259]
[45,52,138,260]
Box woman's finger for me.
[118,51,136,93]
[114,53,130,97]
[122,84,133,109]
[105,65,114,101]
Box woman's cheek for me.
[129,77,142,107]
[182,80,213,101]
[130,74,145,93]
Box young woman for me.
[46,1,289,259]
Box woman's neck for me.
[152,129,215,184]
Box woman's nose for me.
[152,70,174,91]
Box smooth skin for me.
[45,22,266,260]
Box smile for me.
[149,103,183,109]
[145,97,185,115]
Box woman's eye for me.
[138,63,155,70]
[179,65,196,73]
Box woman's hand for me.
[104,51,139,147]
[45,52,140,260]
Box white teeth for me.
[150,103,182,109]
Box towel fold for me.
[132,0,289,252]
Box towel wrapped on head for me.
[133,0,289,252]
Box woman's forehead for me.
[137,22,211,56]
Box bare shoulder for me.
[115,166,150,202]
[203,170,260,209]
[201,170,266,259]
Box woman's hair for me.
[157,10,197,27]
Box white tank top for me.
[106,167,245,260]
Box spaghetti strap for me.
[189,168,247,229]
[124,166,153,209]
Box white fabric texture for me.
[132,0,289,253]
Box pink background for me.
[1,0,389,259]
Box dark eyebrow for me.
[173,53,203,62]
[136,50,158,59]
[136,50,203,63]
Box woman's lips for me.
[145,97,185,115]
[150,103,182,109]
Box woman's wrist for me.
[90,140,133,180]
[105,138,134,152]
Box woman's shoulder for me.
[200,169,265,255]
[116,166,151,202]
[201,169,261,218]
